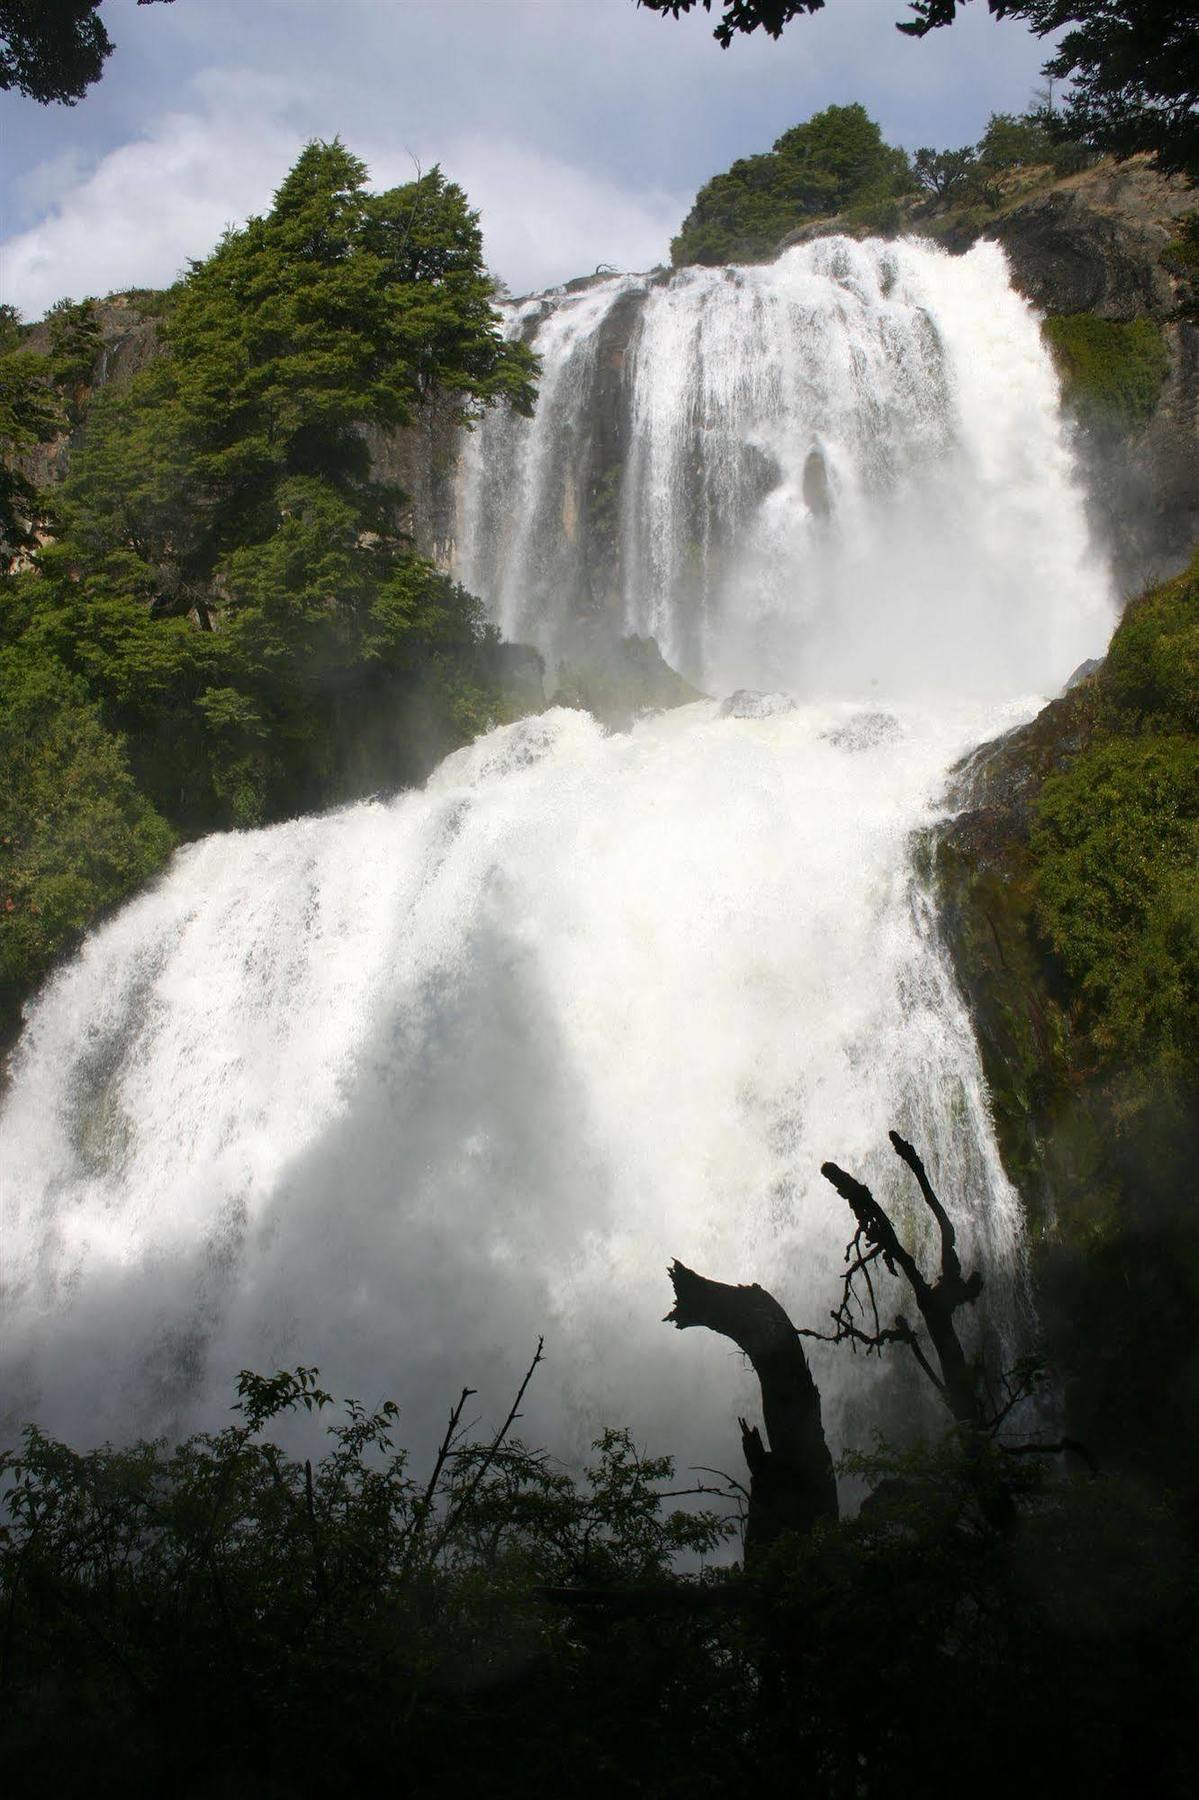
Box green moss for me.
[1102,547,1199,730]
[1032,736,1199,1070]
[1042,314,1170,434]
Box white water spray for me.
[1,238,1112,1471]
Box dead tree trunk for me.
[665,1262,838,1563]
[818,1131,1016,1529]
[819,1133,985,1431]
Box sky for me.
[0,0,1058,318]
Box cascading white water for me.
[458,239,1108,695]
[1,236,1113,1474]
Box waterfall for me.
[0,237,1113,1472]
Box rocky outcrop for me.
[934,638,1199,1508]
[358,394,464,567]
[552,633,704,730]
[951,158,1193,321]
[946,161,1198,590]
[1079,315,1199,591]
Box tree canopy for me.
[671,102,913,265]
[637,0,1199,179]
[0,0,172,104]
[1,141,537,1028]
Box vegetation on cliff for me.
[670,100,1101,266]
[1042,314,1170,433]
[670,104,914,265]
[937,549,1199,1498]
[0,140,536,1041]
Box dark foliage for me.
[638,0,826,45]
[3,1344,1195,1796]
[671,103,913,265]
[0,1360,742,1800]
[0,0,172,105]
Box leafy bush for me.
[2,1366,1194,1799]
[0,1364,738,1799]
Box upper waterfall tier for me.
[456,237,1112,699]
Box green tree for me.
[977,108,1056,170]
[0,306,63,571]
[672,102,913,265]
[0,638,175,1025]
[159,142,533,559]
[0,139,537,1033]
[912,144,978,198]
[27,140,536,832]
[0,0,173,104]
[46,297,102,422]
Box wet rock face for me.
[933,644,1199,1504]
[1083,317,1199,590]
[19,294,163,492]
[989,188,1175,321]
[553,633,704,730]
[943,159,1194,325]
[358,394,465,567]
[952,160,1199,593]
[718,690,796,720]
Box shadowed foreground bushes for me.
[2,1362,1195,1798]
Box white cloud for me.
[11,148,94,226]
[0,72,304,318]
[0,0,1059,319]
[0,73,689,319]
[384,136,685,293]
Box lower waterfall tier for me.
[6,698,1036,1466]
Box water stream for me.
[1,237,1113,1473]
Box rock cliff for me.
[934,556,1199,1505]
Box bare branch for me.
[428,1339,546,1562]
[888,1130,963,1284]
[999,1437,1096,1471]
[401,1385,475,1575]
